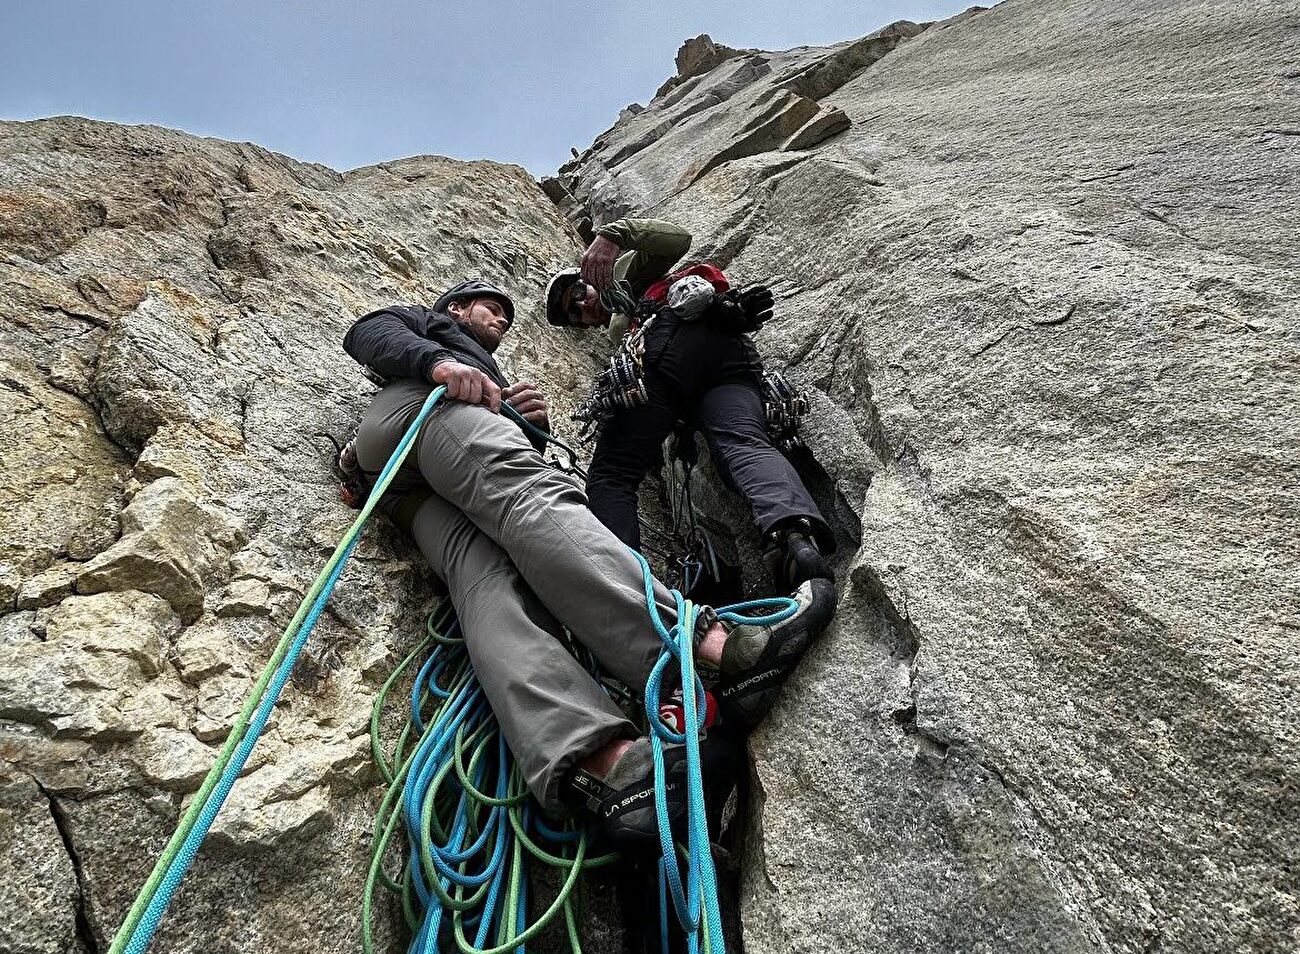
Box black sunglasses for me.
[566,279,589,323]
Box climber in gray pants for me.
[343,279,835,848]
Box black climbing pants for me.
[587,313,831,553]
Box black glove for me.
[708,284,774,333]
[737,284,773,331]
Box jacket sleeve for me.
[342,308,455,384]
[597,218,692,287]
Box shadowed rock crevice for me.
[680,90,821,188]
[848,560,962,769]
[775,21,927,102]
[43,368,136,468]
[37,781,102,954]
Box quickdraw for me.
[571,319,651,439]
[662,429,723,599]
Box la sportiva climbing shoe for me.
[763,518,834,591]
[713,577,837,729]
[565,737,686,853]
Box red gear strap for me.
[641,263,730,304]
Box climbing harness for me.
[110,386,797,954]
[573,270,808,461]
[571,270,724,438]
[571,277,672,437]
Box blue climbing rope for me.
[631,549,797,954]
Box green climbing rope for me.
[363,601,620,953]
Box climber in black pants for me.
[543,217,836,592]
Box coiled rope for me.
[361,599,621,953]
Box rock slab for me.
[3,1,1299,952]
[556,2,1300,952]
[0,116,597,952]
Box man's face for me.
[453,297,510,352]
[564,281,608,328]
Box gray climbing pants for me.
[354,380,676,809]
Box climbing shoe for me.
[565,737,686,853]
[763,518,834,591]
[712,577,837,729]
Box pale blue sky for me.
[1,1,972,175]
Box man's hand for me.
[580,235,621,292]
[502,381,549,427]
[431,360,501,412]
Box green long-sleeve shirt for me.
[597,218,693,341]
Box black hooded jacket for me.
[343,304,508,388]
[342,304,548,447]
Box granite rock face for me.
[553,2,1299,952]
[0,116,596,951]
[3,0,1299,952]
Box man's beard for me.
[457,317,501,353]
[471,324,501,353]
